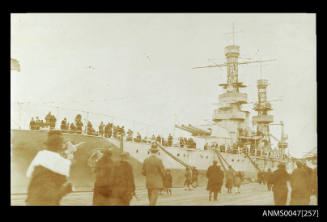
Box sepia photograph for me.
[10,13,317,207]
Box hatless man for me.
[142,143,166,206]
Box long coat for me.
[271,168,289,205]
[142,154,166,189]
[26,166,72,205]
[290,166,312,205]
[206,165,224,192]
[225,169,234,189]
[164,173,173,188]
[25,150,72,206]
[233,172,242,187]
[111,161,135,205]
[93,156,115,205]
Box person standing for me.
[98,122,104,137]
[184,167,192,190]
[206,160,224,201]
[290,161,312,205]
[142,143,166,206]
[111,152,135,206]
[225,166,234,193]
[192,166,199,188]
[270,163,289,205]
[233,171,242,194]
[266,168,273,191]
[93,149,115,206]
[25,130,73,205]
[61,118,67,131]
[29,117,36,130]
[45,112,52,128]
[257,170,263,184]
[164,169,173,196]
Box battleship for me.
[104,42,293,179]
[11,35,297,190]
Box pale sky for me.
[10,13,316,158]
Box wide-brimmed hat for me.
[149,143,159,152]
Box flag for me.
[11,58,20,72]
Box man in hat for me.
[290,160,312,205]
[93,149,115,206]
[206,160,224,201]
[270,163,290,205]
[26,130,73,205]
[29,117,36,130]
[111,152,135,206]
[142,143,166,205]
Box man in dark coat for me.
[206,160,224,201]
[164,169,173,196]
[60,118,67,131]
[192,166,199,188]
[271,163,290,205]
[290,161,312,205]
[266,168,273,191]
[26,130,73,205]
[98,122,104,137]
[29,117,36,130]
[45,112,52,127]
[111,152,135,206]
[142,143,166,205]
[184,167,192,190]
[49,114,56,129]
[225,165,234,193]
[257,170,263,184]
[93,149,115,206]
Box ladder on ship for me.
[213,149,235,172]
[244,152,261,172]
[155,142,190,168]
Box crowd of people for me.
[183,166,199,190]
[29,112,56,130]
[29,112,201,150]
[257,161,317,205]
[24,129,317,206]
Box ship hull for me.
[11,130,293,194]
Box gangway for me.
[244,151,261,172]
[155,142,190,168]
